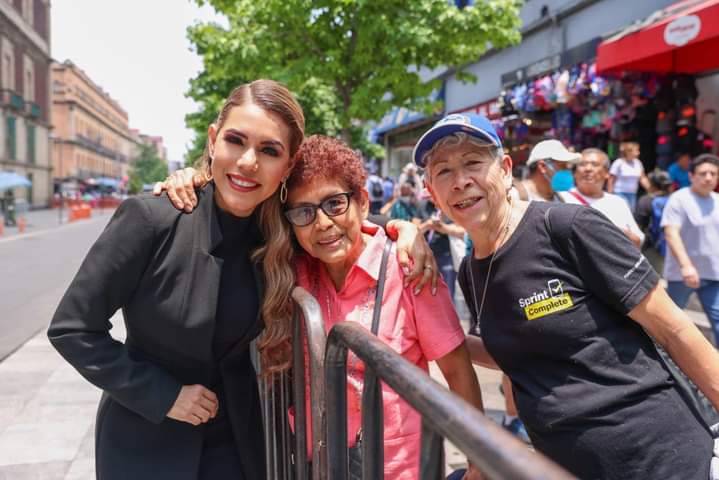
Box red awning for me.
[596,0,719,74]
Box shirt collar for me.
[354,223,389,282]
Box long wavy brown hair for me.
[198,80,304,373]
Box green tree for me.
[128,144,169,194]
[186,0,521,156]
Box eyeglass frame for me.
[283,191,356,227]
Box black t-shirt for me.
[459,202,711,480]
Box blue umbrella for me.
[94,177,120,188]
[0,172,32,191]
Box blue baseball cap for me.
[412,113,502,168]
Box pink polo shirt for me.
[295,227,465,479]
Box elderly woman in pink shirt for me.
[285,135,484,480]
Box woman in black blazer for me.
[49,79,436,480]
[48,80,307,480]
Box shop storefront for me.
[371,88,443,177]
[595,0,719,167]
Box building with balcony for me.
[0,0,52,207]
[51,60,141,187]
[130,128,168,162]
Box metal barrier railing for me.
[256,287,328,480]
[324,321,577,480]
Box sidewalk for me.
[0,207,116,242]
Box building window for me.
[22,0,34,27]
[23,56,34,102]
[26,172,33,204]
[1,38,15,91]
[6,116,17,160]
[27,125,35,164]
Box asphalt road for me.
[0,214,112,361]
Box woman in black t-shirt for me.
[412,113,719,480]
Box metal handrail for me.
[255,286,329,480]
[291,287,328,480]
[324,321,577,480]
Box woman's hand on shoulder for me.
[387,219,438,295]
[166,384,218,426]
[152,167,208,213]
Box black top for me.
[204,205,260,449]
[459,201,711,480]
[213,206,259,363]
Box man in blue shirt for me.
[668,152,691,190]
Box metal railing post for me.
[325,322,577,480]
[291,287,328,480]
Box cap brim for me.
[528,151,582,164]
[413,124,498,168]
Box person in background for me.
[662,154,719,344]
[634,170,673,272]
[418,193,465,303]
[383,181,420,222]
[668,152,692,190]
[561,148,645,248]
[366,168,385,215]
[607,141,650,211]
[398,162,421,196]
[382,175,395,205]
[516,139,580,201]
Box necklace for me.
[468,199,513,335]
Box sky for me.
[51,0,226,164]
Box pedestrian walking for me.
[668,151,692,190]
[634,170,672,271]
[366,168,384,215]
[607,141,650,211]
[560,148,645,248]
[662,153,719,343]
[414,112,719,480]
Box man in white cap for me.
[516,139,581,202]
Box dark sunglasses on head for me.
[284,191,355,227]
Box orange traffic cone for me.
[18,216,26,233]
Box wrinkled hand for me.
[389,220,438,295]
[167,384,219,426]
[463,465,485,480]
[152,167,207,213]
[681,264,700,289]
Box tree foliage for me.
[128,144,168,194]
[185,0,522,161]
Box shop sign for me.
[664,15,701,47]
[501,54,561,87]
[455,99,501,119]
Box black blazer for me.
[48,184,266,480]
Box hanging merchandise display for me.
[493,63,714,170]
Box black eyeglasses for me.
[284,191,355,227]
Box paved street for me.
[0,208,115,361]
[0,206,712,479]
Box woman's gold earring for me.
[280,179,288,204]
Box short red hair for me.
[287,135,367,193]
